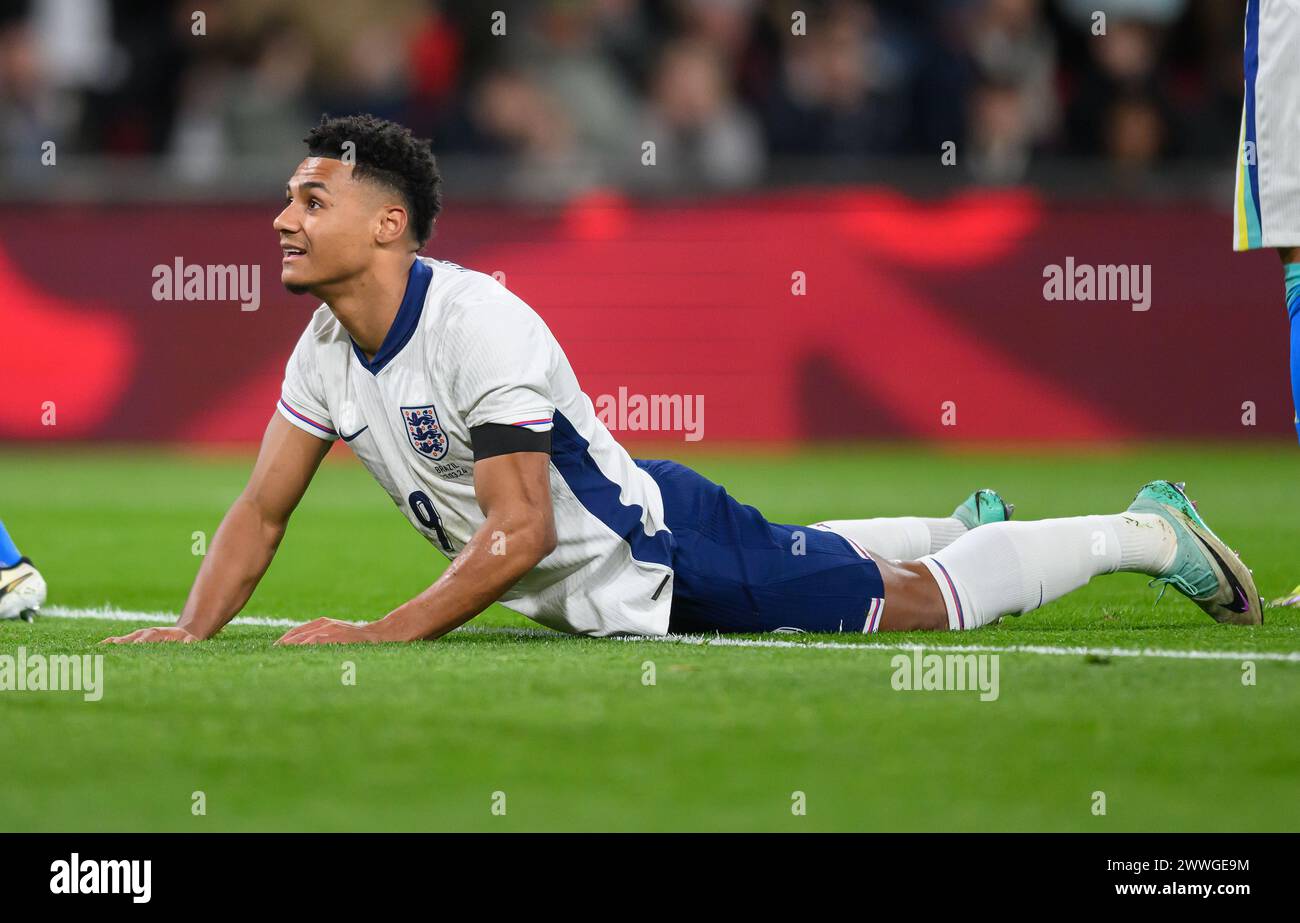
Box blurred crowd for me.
[0,0,1249,199]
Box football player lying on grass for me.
[105,115,1262,646]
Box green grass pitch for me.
[1,443,1297,832]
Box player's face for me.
[273,157,376,295]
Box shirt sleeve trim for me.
[278,398,338,438]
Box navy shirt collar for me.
[352,257,433,374]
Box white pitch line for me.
[619,635,1300,663]
[42,606,343,630]
[33,606,1300,663]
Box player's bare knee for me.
[877,559,948,631]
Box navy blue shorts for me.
[635,459,886,634]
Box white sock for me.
[918,513,1177,630]
[812,517,969,560]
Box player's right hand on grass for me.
[102,627,201,644]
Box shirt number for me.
[408,490,453,552]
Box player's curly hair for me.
[305,114,442,247]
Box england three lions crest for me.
[400,404,449,460]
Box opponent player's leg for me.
[0,520,21,569]
[1234,0,1300,440]
[1280,248,1300,443]
[0,519,46,622]
[811,488,1014,561]
[876,480,1261,632]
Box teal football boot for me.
[1127,480,1262,625]
[952,488,1015,530]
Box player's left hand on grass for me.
[275,617,383,646]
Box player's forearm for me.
[176,496,286,639]
[374,515,555,641]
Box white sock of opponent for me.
[918,513,1177,630]
[812,517,969,561]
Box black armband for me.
[469,423,553,460]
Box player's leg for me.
[876,514,1174,631]
[0,519,21,568]
[1281,248,1300,442]
[0,519,46,622]
[878,481,1261,631]
[811,488,1013,561]
[864,559,947,631]
[640,460,1258,634]
[637,457,891,633]
[1235,0,1300,440]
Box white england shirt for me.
[276,256,675,636]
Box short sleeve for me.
[444,293,556,434]
[277,325,339,442]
